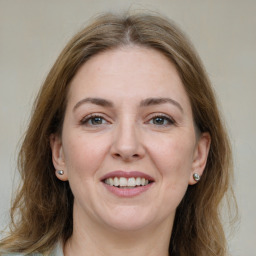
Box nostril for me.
[112,152,140,160]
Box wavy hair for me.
[0,12,237,256]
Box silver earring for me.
[57,170,64,175]
[193,173,200,182]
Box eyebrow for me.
[140,97,183,112]
[73,97,113,111]
[73,97,183,112]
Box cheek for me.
[145,134,196,217]
[62,132,109,178]
[150,134,195,178]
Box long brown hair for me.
[0,12,237,255]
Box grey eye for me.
[81,115,108,126]
[152,117,166,125]
[90,117,105,125]
[150,116,174,126]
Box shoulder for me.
[1,254,42,256]
[1,253,42,256]
[1,242,63,256]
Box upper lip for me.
[100,170,154,182]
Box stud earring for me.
[57,170,64,175]
[193,173,200,182]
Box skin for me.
[51,46,211,256]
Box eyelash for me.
[147,114,175,127]
[80,114,175,127]
[80,114,109,126]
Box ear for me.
[50,134,68,181]
[189,132,211,185]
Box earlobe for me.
[189,132,211,185]
[50,134,68,181]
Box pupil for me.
[154,117,164,125]
[92,117,102,124]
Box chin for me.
[99,206,158,232]
[106,218,152,232]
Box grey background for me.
[0,0,255,255]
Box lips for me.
[101,170,154,197]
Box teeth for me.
[114,177,119,186]
[128,177,136,186]
[104,177,150,187]
[135,177,141,186]
[119,177,127,187]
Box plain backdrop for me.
[0,0,255,255]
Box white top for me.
[51,242,64,256]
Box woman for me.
[0,12,236,256]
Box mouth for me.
[100,171,154,196]
[104,177,153,188]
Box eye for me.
[81,115,109,126]
[148,115,175,126]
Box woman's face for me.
[51,46,210,232]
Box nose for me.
[110,120,145,162]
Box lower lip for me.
[102,182,154,197]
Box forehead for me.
[68,46,191,111]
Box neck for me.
[64,207,173,256]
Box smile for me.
[104,177,150,188]
[101,170,154,197]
